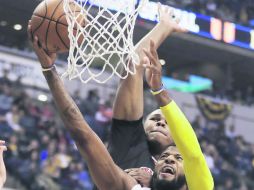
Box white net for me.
[63,0,148,83]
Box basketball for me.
[30,0,85,53]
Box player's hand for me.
[158,3,187,35]
[125,167,153,187]
[142,40,163,91]
[27,20,56,69]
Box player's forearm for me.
[135,22,170,59]
[184,160,214,190]
[43,68,129,189]
[113,23,170,120]
[43,68,90,144]
[156,91,203,159]
[113,74,144,120]
[154,90,172,107]
[160,98,214,188]
[157,93,214,189]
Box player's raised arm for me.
[113,4,186,120]
[28,23,136,190]
[0,140,7,189]
[143,41,214,190]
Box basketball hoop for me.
[63,0,148,83]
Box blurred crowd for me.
[0,73,113,190]
[0,71,254,190]
[202,85,254,107]
[192,115,254,190]
[229,86,254,106]
[160,0,254,26]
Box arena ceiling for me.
[0,0,39,47]
[0,0,254,90]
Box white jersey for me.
[131,184,151,190]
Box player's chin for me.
[148,133,170,145]
[148,131,165,140]
[158,172,175,182]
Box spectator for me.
[80,89,99,117]
[225,125,237,139]
[224,177,235,190]
[246,86,254,105]
[94,100,113,141]
[0,69,11,86]
[75,162,93,190]
[5,105,22,132]
[0,85,14,114]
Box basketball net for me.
[63,0,148,83]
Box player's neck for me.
[147,141,166,158]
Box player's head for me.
[144,109,173,155]
[151,146,187,190]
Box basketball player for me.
[142,40,214,190]
[28,22,213,190]
[92,4,182,188]
[0,140,7,189]
[109,4,184,186]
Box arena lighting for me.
[13,24,22,31]
[159,59,165,66]
[38,94,48,102]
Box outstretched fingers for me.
[149,40,159,60]
[28,21,43,52]
[142,41,161,70]
[27,20,45,54]
[142,58,154,70]
[158,3,189,34]
[168,7,174,18]
[27,20,56,67]
[33,36,45,54]
[143,49,157,70]
[141,56,150,68]
[157,2,162,18]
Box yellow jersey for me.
[160,101,214,190]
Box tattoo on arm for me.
[43,68,134,190]
[43,68,88,145]
[62,104,83,121]
[44,69,83,120]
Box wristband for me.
[150,84,165,96]
[42,65,56,72]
